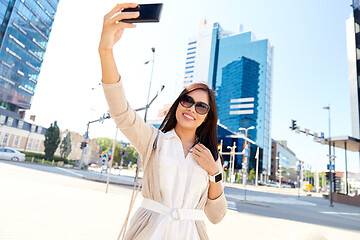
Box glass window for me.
[18,120,24,129]
[5,149,15,153]
[27,138,33,149]
[6,117,13,126]
[0,115,5,124]
[31,124,36,132]
[13,135,21,147]
[2,133,9,145]
[33,139,40,150]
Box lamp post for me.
[144,47,156,123]
[238,126,255,185]
[227,144,236,183]
[323,105,333,207]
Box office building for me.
[0,0,59,111]
[270,139,300,185]
[0,0,60,153]
[346,0,360,139]
[184,21,273,176]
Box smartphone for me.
[122,3,163,23]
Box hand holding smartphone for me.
[121,3,163,23]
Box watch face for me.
[215,172,223,183]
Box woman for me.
[99,3,227,239]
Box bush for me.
[22,151,75,165]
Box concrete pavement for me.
[1,161,360,240]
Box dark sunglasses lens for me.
[180,95,194,108]
[195,102,209,115]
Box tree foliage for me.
[96,138,139,167]
[249,168,255,181]
[44,121,60,160]
[60,132,72,159]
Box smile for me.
[183,113,195,120]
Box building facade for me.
[0,108,46,153]
[270,139,300,185]
[184,21,273,176]
[0,0,59,112]
[346,0,360,139]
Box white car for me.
[267,182,279,188]
[0,147,25,161]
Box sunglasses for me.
[179,95,210,115]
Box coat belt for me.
[140,198,204,221]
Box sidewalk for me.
[225,182,325,198]
[1,162,360,240]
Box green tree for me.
[249,168,255,181]
[44,121,60,160]
[60,132,72,159]
[96,138,139,167]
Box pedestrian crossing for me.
[226,194,316,206]
[320,211,360,216]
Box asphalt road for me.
[2,160,360,233]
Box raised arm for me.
[99,3,138,84]
[99,3,155,161]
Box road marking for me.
[226,194,316,206]
[227,201,237,210]
[56,167,84,177]
[320,211,360,216]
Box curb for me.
[226,196,270,207]
[82,177,141,188]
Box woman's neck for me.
[174,125,197,144]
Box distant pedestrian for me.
[99,3,226,240]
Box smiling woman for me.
[99,3,226,240]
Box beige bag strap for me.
[117,130,160,240]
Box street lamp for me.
[144,47,156,123]
[323,105,334,207]
[238,126,255,185]
[227,145,236,183]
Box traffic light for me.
[224,166,228,171]
[122,149,126,156]
[291,120,297,130]
[99,153,102,158]
[325,171,330,180]
[108,155,112,161]
[80,141,87,149]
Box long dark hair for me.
[159,83,219,161]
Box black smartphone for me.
[122,3,163,23]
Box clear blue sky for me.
[29,0,358,172]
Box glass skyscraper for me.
[0,0,59,112]
[184,21,273,176]
[346,0,360,139]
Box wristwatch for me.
[209,172,223,183]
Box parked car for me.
[0,147,25,161]
[267,182,279,188]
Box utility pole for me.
[106,127,118,193]
[144,47,155,123]
[323,105,334,207]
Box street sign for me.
[102,153,107,163]
[244,148,249,158]
[122,142,127,148]
[84,132,88,139]
[327,164,335,171]
[108,151,112,156]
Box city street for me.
[1,160,360,240]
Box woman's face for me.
[175,89,209,131]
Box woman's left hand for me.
[192,143,219,175]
